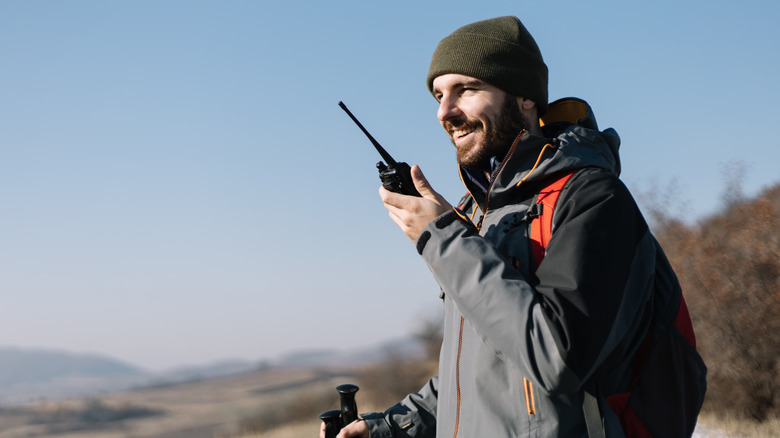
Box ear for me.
[516,96,542,134]
[517,97,536,111]
[516,97,538,120]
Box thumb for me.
[410,165,437,199]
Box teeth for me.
[453,129,473,138]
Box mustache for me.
[443,118,481,135]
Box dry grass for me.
[237,419,321,438]
[0,361,417,438]
[0,367,359,438]
[697,412,780,438]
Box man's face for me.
[432,73,528,172]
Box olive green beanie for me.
[427,16,549,116]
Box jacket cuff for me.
[362,412,394,438]
[416,208,473,255]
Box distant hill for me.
[0,347,150,404]
[0,347,146,384]
[156,359,263,383]
[271,336,425,369]
[0,336,425,405]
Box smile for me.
[452,128,475,139]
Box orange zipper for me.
[453,316,464,438]
[464,132,526,232]
[523,377,536,415]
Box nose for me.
[437,95,461,122]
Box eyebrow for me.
[460,79,486,88]
[434,79,487,97]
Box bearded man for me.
[324,16,702,438]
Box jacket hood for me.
[460,97,621,208]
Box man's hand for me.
[380,165,453,242]
[319,419,369,438]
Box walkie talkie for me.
[338,101,421,197]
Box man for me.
[328,16,681,438]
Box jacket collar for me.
[458,98,622,212]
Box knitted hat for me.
[427,16,549,116]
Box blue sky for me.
[2,1,778,371]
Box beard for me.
[446,94,528,172]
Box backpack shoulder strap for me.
[530,171,576,267]
[529,170,608,435]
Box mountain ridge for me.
[0,337,424,405]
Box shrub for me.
[653,184,780,421]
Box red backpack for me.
[530,170,707,437]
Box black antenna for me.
[338,101,397,166]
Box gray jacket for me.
[365,98,667,438]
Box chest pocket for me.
[483,206,537,277]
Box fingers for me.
[379,165,454,242]
[379,166,441,206]
[336,419,369,438]
[378,184,399,206]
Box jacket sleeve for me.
[362,376,438,438]
[416,169,654,394]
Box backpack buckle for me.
[524,203,543,221]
